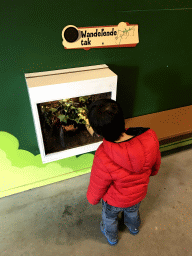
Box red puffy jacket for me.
[86,127,161,208]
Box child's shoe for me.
[100,221,118,246]
[127,227,139,235]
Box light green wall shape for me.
[0,132,94,199]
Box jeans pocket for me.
[129,206,136,212]
[129,203,140,212]
[105,202,112,212]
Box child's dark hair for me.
[87,99,125,142]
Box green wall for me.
[1,0,192,156]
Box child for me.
[86,99,161,246]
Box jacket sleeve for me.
[150,149,161,176]
[86,154,112,205]
[150,134,161,176]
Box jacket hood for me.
[102,128,157,173]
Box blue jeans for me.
[102,199,141,241]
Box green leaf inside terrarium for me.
[50,108,57,113]
[58,115,68,123]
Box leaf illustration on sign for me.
[115,26,136,45]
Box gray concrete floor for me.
[0,145,192,256]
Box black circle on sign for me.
[64,27,79,43]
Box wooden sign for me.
[62,22,139,50]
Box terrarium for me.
[25,64,117,163]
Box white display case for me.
[25,64,117,164]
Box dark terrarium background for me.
[0,0,191,156]
[37,92,111,155]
